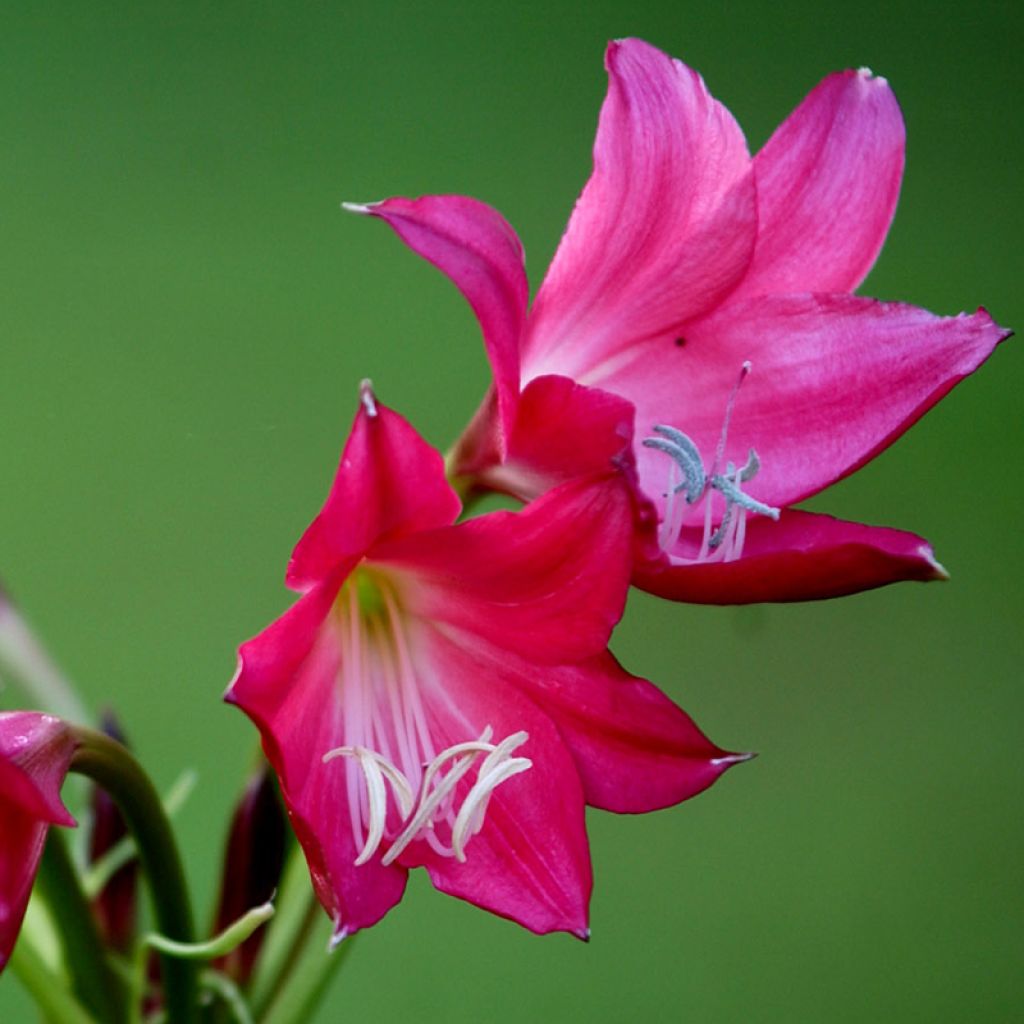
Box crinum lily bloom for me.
[347,37,1011,603]
[0,711,76,972]
[226,386,743,938]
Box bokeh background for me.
[2,1,1021,1021]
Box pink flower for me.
[347,37,1011,603]
[0,711,76,972]
[226,386,742,939]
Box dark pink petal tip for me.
[635,510,950,604]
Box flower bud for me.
[88,710,137,953]
[212,765,286,984]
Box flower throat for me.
[323,568,531,867]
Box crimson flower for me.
[226,386,743,939]
[348,37,1011,603]
[0,711,76,972]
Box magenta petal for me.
[0,712,77,972]
[634,509,948,604]
[349,195,528,448]
[376,475,634,665]
[729,68,905,301]
[506,651,741,813]
[497,374,635,497]
[404,629,591,937]
[226,579,408,935]
[524,37,755,380]
[614,295,1010,509]
[287,394,461,591]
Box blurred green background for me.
[1,1,1021,1021]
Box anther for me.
[641,362,780,564]
[324,728,531,868]
[359,379,378,417]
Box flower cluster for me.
[227,38,1008,940]
[0,34,1010,1023]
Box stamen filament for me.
[641,361,779,564]
[323,726,531,868]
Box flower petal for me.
[505,651,744,813]
[634,509,948,604]
[524,37,755,380]
[0,713,77,827]
[0,713,77,973]
[375,474,634,665]
[226,577,408,937]
[609,294,1010,509]
[401,626,591,937]
[448,375,639,523]
[728,68,905,302]
[0,795,50,971]
[286,392,461,591]
[347,195,528,448]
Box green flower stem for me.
[248,845,317,1016]
[36,830,128,1023]
[70,726,199,1024]
[259,923,356,1024]
[8,934,100,1024]
[198,970,255,1024]
[83,768,198,899]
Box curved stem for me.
[36,830,128,1022]
[70,727,199,1024]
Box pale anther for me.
[324,727,531,868]
[640,362,780,564]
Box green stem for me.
[8,935,100,1024]
[259,926,356,1024]
[70,727,199,1024]
[248,847,317,1017]
[36,830,128,1023]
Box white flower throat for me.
[322,569,531,867]
[642,362,780,563]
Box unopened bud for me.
[212,765,286,984]
[88,711,138,953]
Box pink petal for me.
[504,650,745,813]
[607,295,1010,509]
[347,196,528,448]
[0,713,77,973]
[484,374,635,499]
[523,37,755,381]
[728,68,905,303]
[634,509,949,604]
[375,474,634,665]
[286,392,461,592]
[0,792,51,971]
[402,626,592,937]
[226,578,408,936]
[0,713,76,827]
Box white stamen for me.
[323,746,416,864]
[324,725,531,868]
[451,735,531,861]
